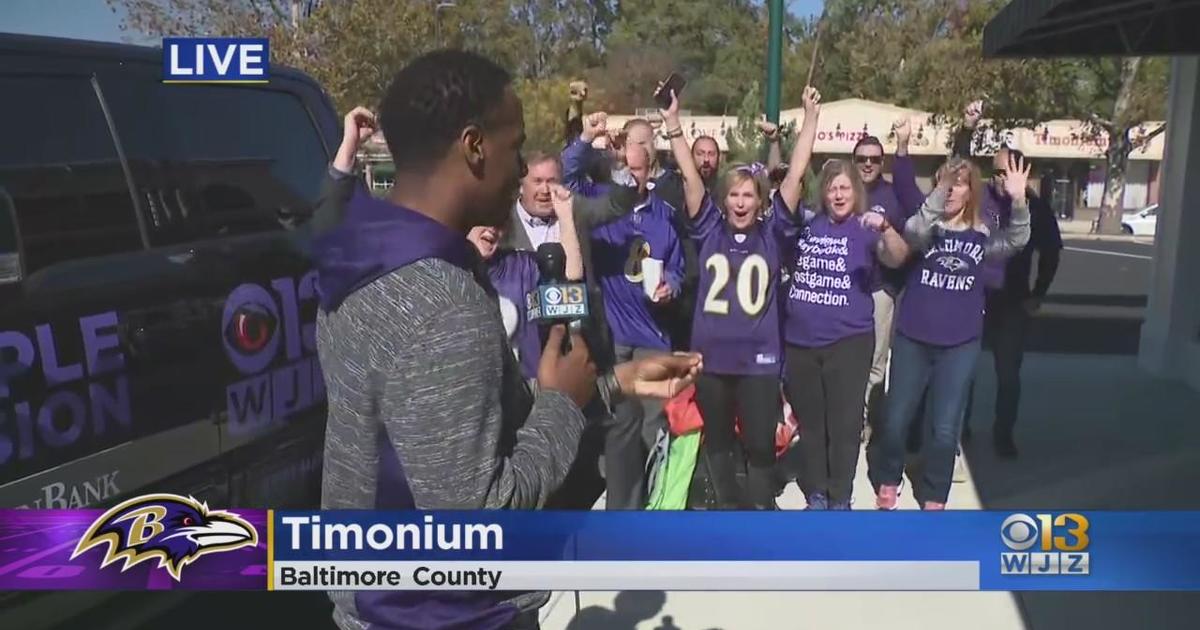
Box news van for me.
[0,33,339,627]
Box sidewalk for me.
[539,347,1200,630]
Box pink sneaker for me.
[923,501,946,511]
[876,484,899,510]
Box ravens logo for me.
[936,255,969,272]
[71,493,258,582]
[623,237,653,283]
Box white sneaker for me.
[952,451,968,483]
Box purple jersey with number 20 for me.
[686,191,802,376]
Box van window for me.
[101,78,328,245]
[0,76,144,273]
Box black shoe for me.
[993,434,1018,459]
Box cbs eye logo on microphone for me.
[1000,513,1090,576]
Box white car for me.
[1122,204,1158,237]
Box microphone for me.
[526,243,590,341]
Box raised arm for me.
[759,120,784,171]
[551,185,585,281]
[985,152,1032,258]
[952,100,983,159]
[862,212,911,269]
[890,117,927,216]
[312,106,375,235]
[561,112,610,197]
[778,86,822,213]
[904,183,949,253]
[659,90,705,218]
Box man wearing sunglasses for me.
[854,121,927,442]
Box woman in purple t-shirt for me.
[869,155,1031,510]
[782,157,910,510]
[659,87,820,509]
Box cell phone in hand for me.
[654,73,687,109]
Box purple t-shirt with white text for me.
[784,213,881,348]
[896,227,990,347]
[687,192,801,376]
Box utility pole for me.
[766,0,784,124]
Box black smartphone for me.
[654,73,687,109]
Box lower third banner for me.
[3,494,1200,591]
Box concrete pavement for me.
[541,330,1200,629]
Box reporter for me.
[311,51,701,630]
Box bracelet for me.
[663,127,684,140]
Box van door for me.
[0,74,223,509]
[94,73,332,508]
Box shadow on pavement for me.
[961,304,1200,629]
[566,591,722,630]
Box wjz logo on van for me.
[221,273,324,436]
[163,37,269,84]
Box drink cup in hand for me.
[642,259,664,302]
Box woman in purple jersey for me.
[870,155,1030,510]
[467,186,584,382]
[659,87,821,509]
[781,145,911,511]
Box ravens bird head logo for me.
[71,493,258,582]
[936,255,969,272]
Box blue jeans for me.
[869,333,980,504]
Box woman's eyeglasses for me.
[853,155,883,165]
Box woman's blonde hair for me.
[817,159,867,215]
[716,163,771,216]
[936,157,985,228]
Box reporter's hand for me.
[615,352,703,400]
[537,325,597,409]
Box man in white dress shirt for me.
[505,152,563,250]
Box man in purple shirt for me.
[855,119,928,441]
[563,113,686,510]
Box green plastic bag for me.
[646,431,701,510]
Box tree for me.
[1073,57,1168,233]
[724,81,765,165]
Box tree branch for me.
[1088,113,1116,132]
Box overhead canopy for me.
[984,0,1200,58]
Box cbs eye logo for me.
[1000,513,1090,576]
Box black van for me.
[0,33,339,627]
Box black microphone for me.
[526,243,611,370]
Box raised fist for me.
[757,120,780,140]
[582,112,608,143]
[964,100,983,128]
[569,80,589,103]
[893,117,912,145]
[802,86,822,115]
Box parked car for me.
[1122,203,1158,236]
[0,32,339,629]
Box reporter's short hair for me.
[378,50,512,172]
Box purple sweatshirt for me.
[562,138,685,350]
[686,192,802,375]
[896,188,1031,347]
[486,251,542,380]
[784,212,882,348]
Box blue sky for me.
[0,0,825,43]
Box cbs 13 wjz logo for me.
[1000,513,1090,576]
